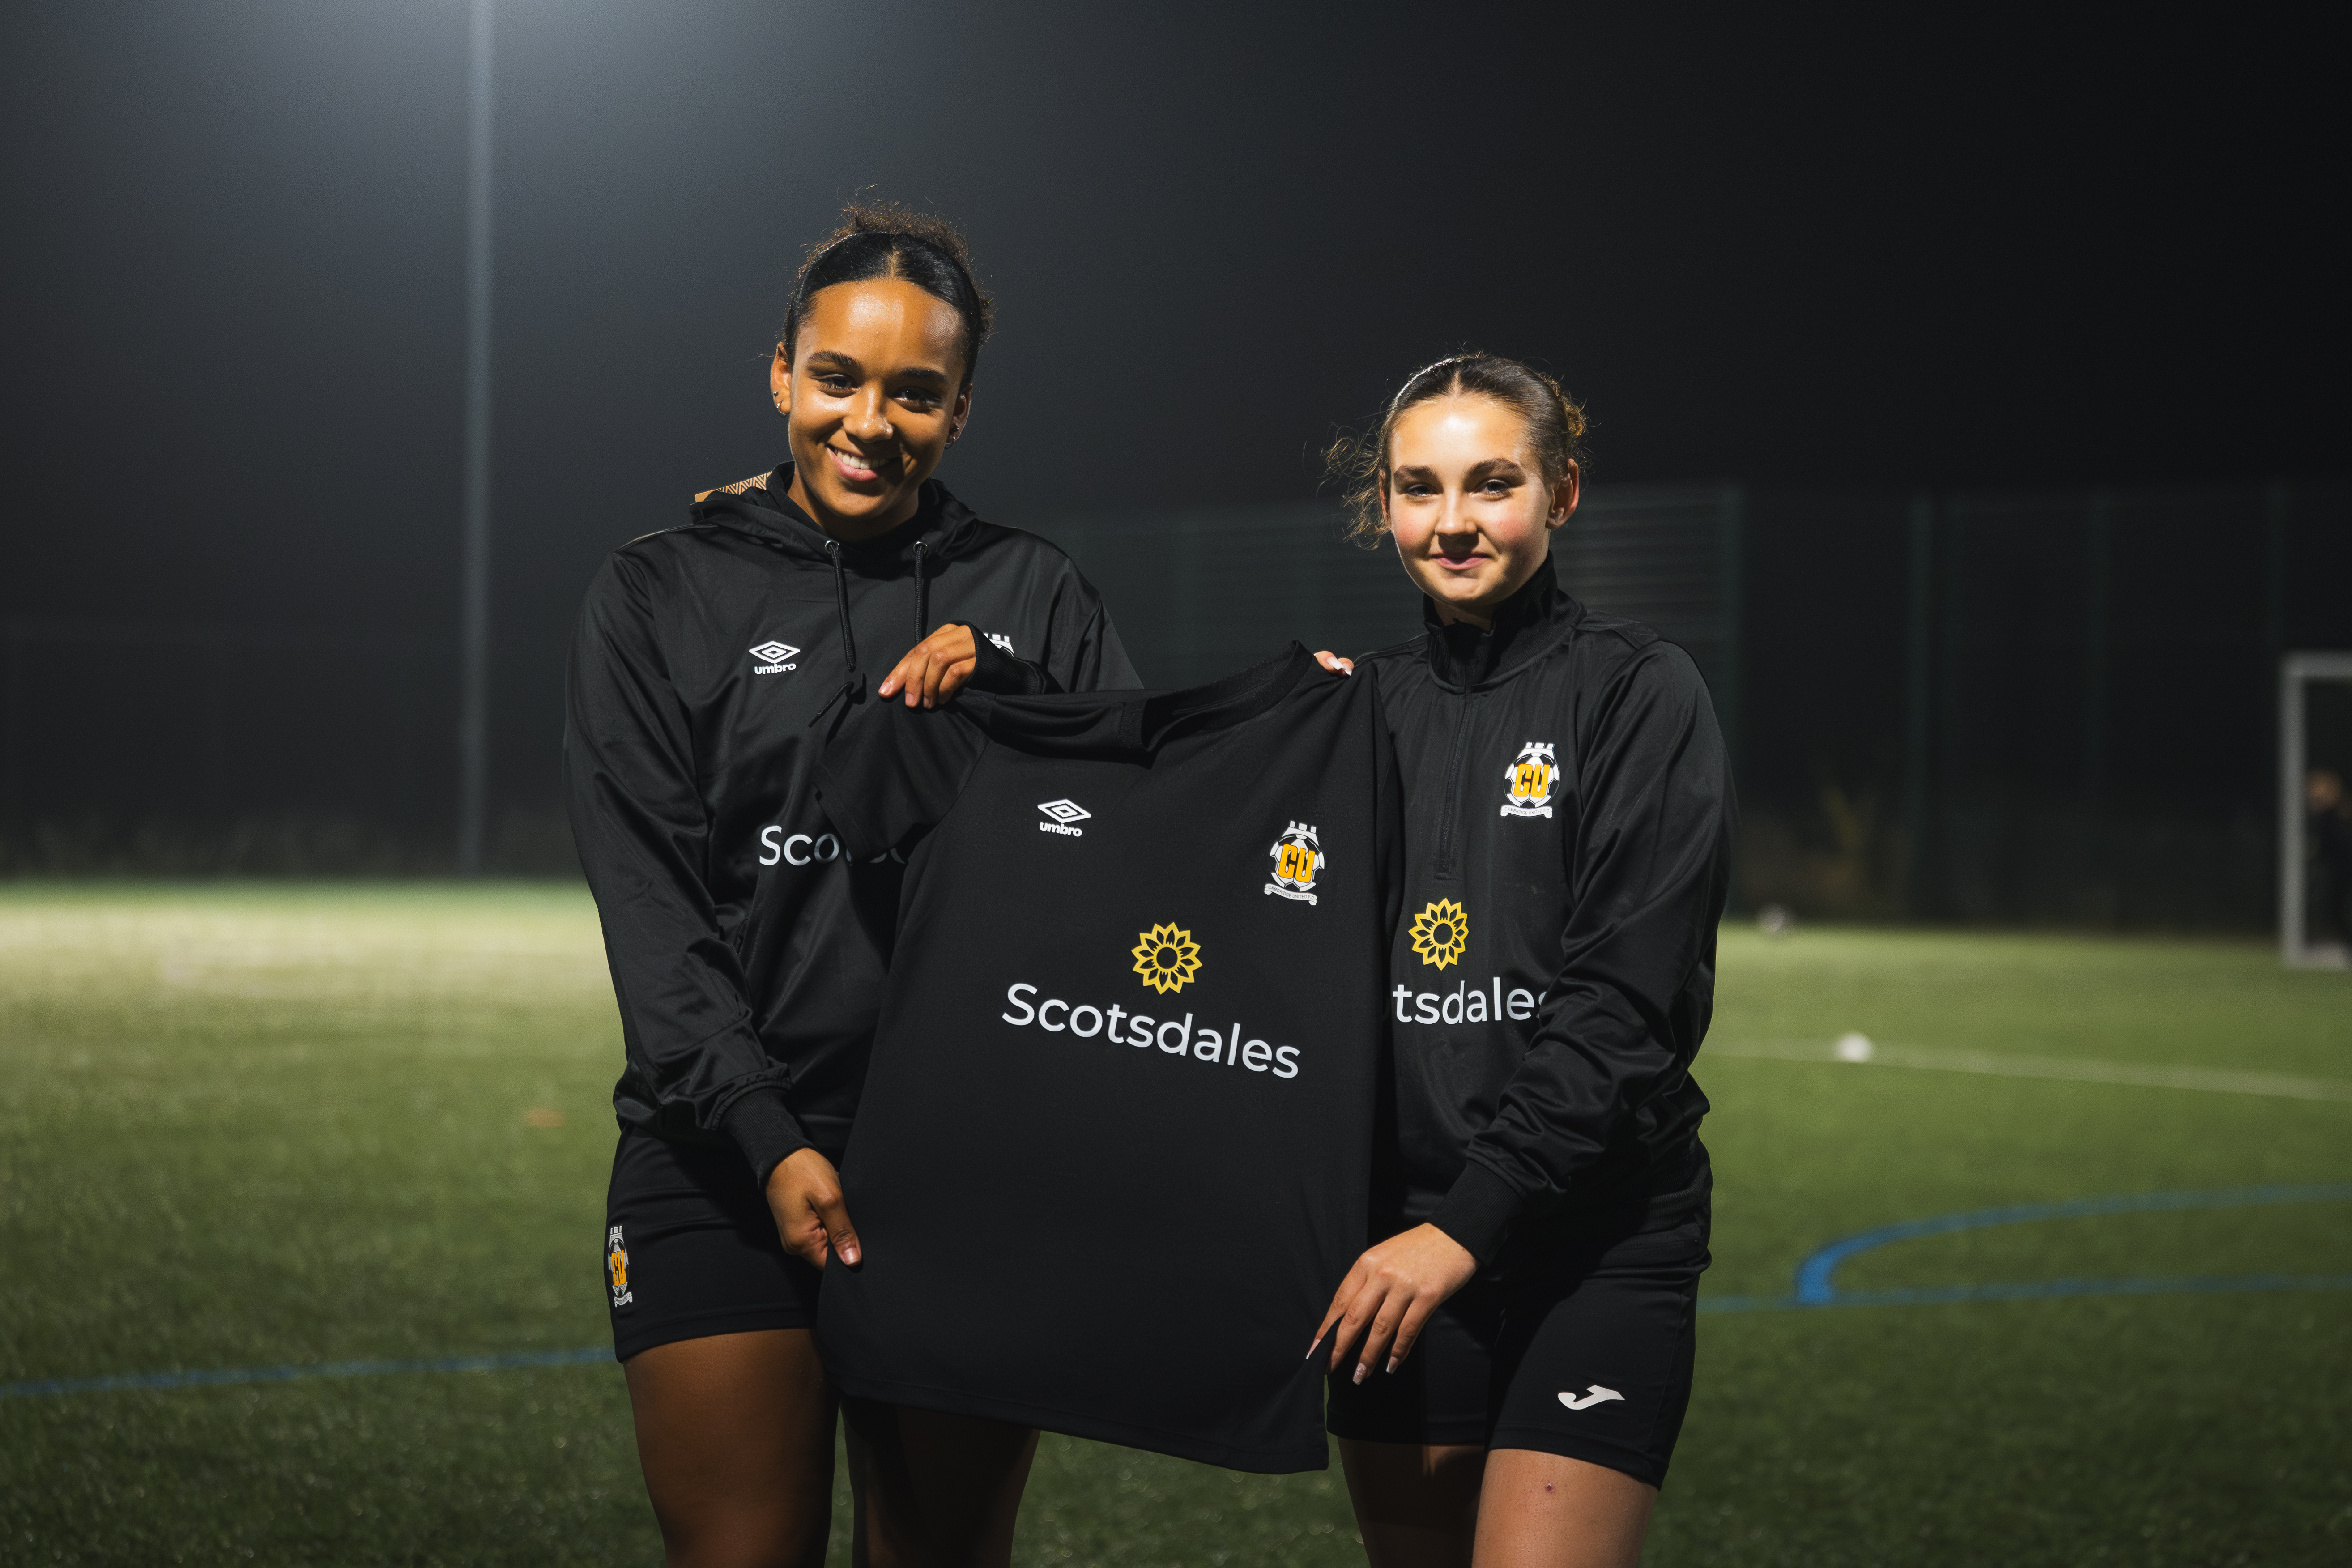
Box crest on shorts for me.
[1265,821,1326,906]
[1500,741,1557,818]
[606,1224,634,1309]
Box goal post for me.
[2281,652,2352,968]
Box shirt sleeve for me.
[1426,642,1736,1265]
[963,554,1141,696]
[1038,559,1142,693]
[1060,601,1142,692]
[815,698,993,862]
[564,551,809,1188]
[960,623,1058,695]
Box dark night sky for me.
[3,2,2342,812]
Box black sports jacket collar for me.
[1422,553,1582,692]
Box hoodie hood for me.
[689,466,988,575]
[689,467,996,718]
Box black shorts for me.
[1323,1210,1709,1489]
[602,1129,827,1363]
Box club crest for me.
[1500,741,1557,818]
[607,1224,634,1309]
[1265,821,1326,906]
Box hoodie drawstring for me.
[912,539,930,646]
[810,538,864,730]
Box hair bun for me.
[780,201,994,387]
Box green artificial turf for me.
[1,887,2346,1564]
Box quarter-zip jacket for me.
[565,469,1139,1188]
[1358,554,1734,1274]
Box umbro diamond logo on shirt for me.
[1037,799,1091,838]
[749,641,800,674]
[1559,1385,1624,1411]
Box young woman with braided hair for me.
[567,203,1137,1568]
[1312,354,1734,1568]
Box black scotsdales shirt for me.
[813,647,1403,1473]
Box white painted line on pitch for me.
[1706,1039,2352,1102]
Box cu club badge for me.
[1265,821,1325,905]
[1501,741,1557,818]
[606,1225,633,1310]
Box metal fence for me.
[0,617,456,872]
[1046,483,1743,737]
[1740,481,2352,928]
[4,480,2347,924]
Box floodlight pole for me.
[2281,656,2305,962]
[2281,651,2352,967]
[456,0,495,875]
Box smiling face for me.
[773,277,972,542]
[1383,394,1578,627]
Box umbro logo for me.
[1037,798,1091,838]
[749,640,800,675]
[1558,1385,1624,1411]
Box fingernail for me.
[1353,1363,1368,1385]
[1305,1339,1321,1359]
[1386,1357,1398,1374]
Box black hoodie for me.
[564,469,1139,1187]
[1357,554,1734,1274]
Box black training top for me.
[812,647,1403,1473]
[1355,554,1735,1276]
[563,469,1138,1189]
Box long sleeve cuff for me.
[720,1087,814,1192]
[1427,1159,1525,1267]
[960,625,1059,695]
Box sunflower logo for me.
[1409,899,1469,969]
[1131,922,1203,994]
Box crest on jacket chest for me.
[1265,821,1325,905]
[1500,741,1557,818]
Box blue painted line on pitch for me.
[1789,1181,2352,1304]
[0,1345,610,1401]
[14,1187,2352,1395]
[1699,1181,2352,1315]
[1702,1272,2352,1314]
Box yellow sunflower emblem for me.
[1409,899,1469,969]
[1131,922,1203,994]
